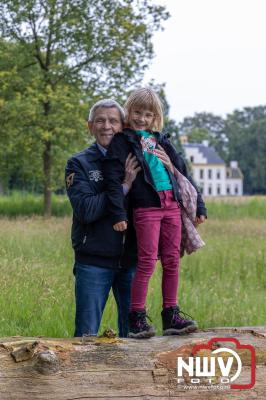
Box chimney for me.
[230,161,238,169]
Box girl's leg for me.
[130,207,162,311]
[159,190,197,335]
[159,190,182,308]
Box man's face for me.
[88,107,122,148]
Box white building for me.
[182,140,243,197]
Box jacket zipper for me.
[140,156,159,193]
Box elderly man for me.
[65,99,140,338]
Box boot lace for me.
[172,307,193,324]
[136,311,152,329]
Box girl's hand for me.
[123,153,141,190]
[154,144,174,174]
[113,221,127,231]
[195,215,206,227]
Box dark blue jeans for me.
[74,262,135,338]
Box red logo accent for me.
[191,337,256,389]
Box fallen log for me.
[0,326,265,400]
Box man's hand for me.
[113,221,127,231]
[123,153,141,191]
[195,215,206,227]
[154,145,174,174]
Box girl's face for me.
[128,108,155,131]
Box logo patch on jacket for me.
[66,173,75,188]
[89,170,103,182]
[141,136,157,154]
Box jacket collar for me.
[84,143,105,161]
[123,128,164,143]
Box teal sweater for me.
[135,130,172,192]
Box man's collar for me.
[96,142,107,156]
[83,143,105,161]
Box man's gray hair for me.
[88,99,125,122]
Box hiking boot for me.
[128,310,156,339]
[161,306,198,335]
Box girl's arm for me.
[160,136,207,218]
[103,133,131,226]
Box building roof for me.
[183,143,225,165]
[226,167,243,179]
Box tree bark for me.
[0,326,265,400]
[43,139,52,217]
[43,99,52,217]
[0,179,4,195]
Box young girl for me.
[104,88,207,338]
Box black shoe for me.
[161,306,198,335]
[128,310,156,339]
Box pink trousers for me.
[130,190,182,311]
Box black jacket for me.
[103,128,207,224]
[65,144,137,269]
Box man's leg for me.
[74,262,115,337]
[112,267,135,338]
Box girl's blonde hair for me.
[124,87,164,131]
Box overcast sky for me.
[143,0,266,123]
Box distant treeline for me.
[1,192,266,219]
[176,107,266,195]
[1,105,266,198]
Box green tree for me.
[226,106,266,194]
[0,39,39,192]
[0,38,87,193]
[179,112,228,159]
[0,0,168,215]
[183,127,210,144]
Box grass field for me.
[1,192,266,219]
[0,201,265,337]
[0,192,72,217]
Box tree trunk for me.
[0,326,265,400]
[43,100,52,217]
[0,179,4,195]
[43,139,52,217]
